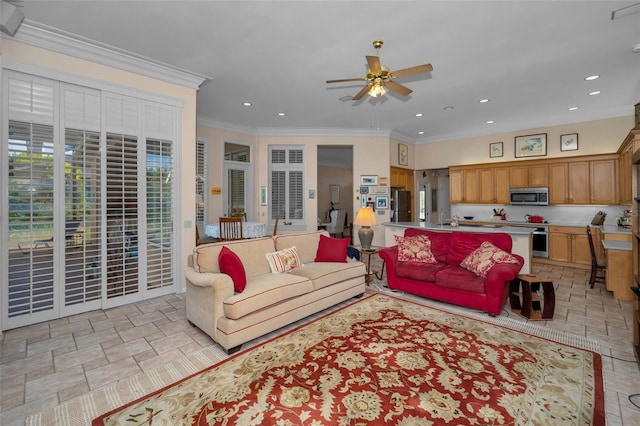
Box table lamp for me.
[354,206,378,250]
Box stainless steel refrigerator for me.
[391,189,411,222]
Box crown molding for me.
[196,116,259,137]
[256,127,393,139]
[7,20,212,90]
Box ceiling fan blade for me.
[385,80,413,96]
[366,56,381,75]
[326,78,366,84]
[352,85,371,101]
[391,63,433,78]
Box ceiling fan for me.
[326,40,433,101]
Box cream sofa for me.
[185,230,366,353]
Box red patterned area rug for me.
[93,293,604,425]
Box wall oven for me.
[532,227,548,259]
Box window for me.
[223,142,253,217]
[269,146,304,223]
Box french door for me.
[2,72,177,329]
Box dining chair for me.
[195,223,217,246]
[219,217,243,241]
[231,211,247,221]
[326,209,347,237]
[586,225,606,288]
[271,217,279,237]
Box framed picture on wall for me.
[398,143,408,166]
[514,133,547,158]
[376,196,389,210]
[489,142,503,158]
[360,175,378,186]
[560,133,578,151]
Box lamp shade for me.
[354,207,378,227]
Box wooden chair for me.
[231,211,247,221]
[586,225,606,288]
[219,217,243,241]
[195,223,217,246]
[271,217,279,236]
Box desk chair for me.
[586,225,606,288]
[219,217,243,241]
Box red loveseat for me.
[378,228,524,316]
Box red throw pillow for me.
[315,234,350,262]
[218,246,247,292]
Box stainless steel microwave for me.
[509,187,549,206]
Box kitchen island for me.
[383,222,535,274]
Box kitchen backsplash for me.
[451,204,630,225]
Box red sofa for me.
[378,228,524,316]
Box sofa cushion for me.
[275,231,328,264]
[315,235,349,262]
[446,232,513,265]
[435,266,486,294]
[288,261,366,290]
[460,241,521,277]
[266,246,303,273]
[193,237,275,277]
[404,229,451,263]
[395,261,448,281]
[394,234,437,263]
[223,273,313,320]
[218,246,246,292]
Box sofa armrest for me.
[378,246,399,282]
[185,268,235,344]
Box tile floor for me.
[1,263,640,425]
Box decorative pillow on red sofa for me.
[404,229,451,262]
[218,246,247,292]
[460,241,520,277]
[447,232,513,265]
[315,235,349,262]
[394,234,437,263]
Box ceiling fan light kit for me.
[326,39,433,101]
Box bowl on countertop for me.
[463,216,474,220]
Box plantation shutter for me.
[195,138,207,229]
[269,146,304,223]
[104,94,140,301]
[61,84,103,312]
[5,73,57,326]
[144,102,175,292]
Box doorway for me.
[317,146,353,232]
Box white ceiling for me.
[15,1,640,143]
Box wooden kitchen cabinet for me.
[510,164,548,187]
[568,161,590,204]
[549,163,568,204]
[463,169,480,203]
[449,169,463,203]
[548,226,592,267]
[590,158,617,205]
[494,167,510,204]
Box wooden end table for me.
[359,247,385,285]
[509,274,555,320]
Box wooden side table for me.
[359,247,385,285]
[509,274,555,320]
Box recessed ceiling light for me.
[486,120,494,124]
[588,90,601,96]
[443,106,454,111]
[242,102,252,107]
[479,99,490,103]
[568,106,579,111]
[277,112,286,117]
[417,131,425,135]
[415,113,423,117]
[585,75,599,81]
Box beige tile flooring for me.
[1,263,640,425]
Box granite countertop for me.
[382,222,537,235]
[601,224,633,235]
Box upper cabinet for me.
[450,153,620,205]
[618,130,640,204]
[510,164,548,187]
